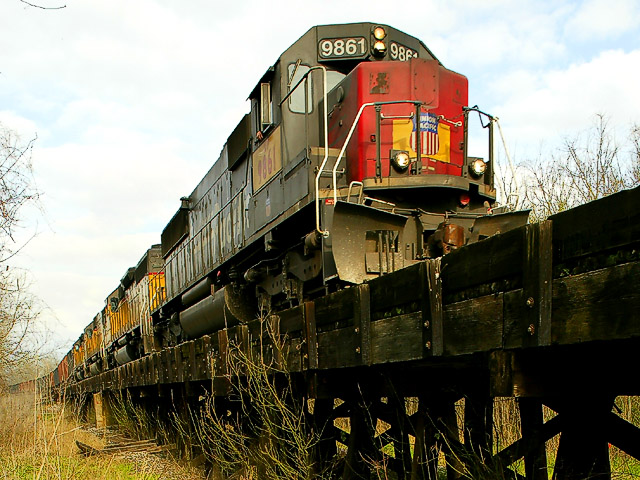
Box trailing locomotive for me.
[15,22,527,388]
[71,246,166,381]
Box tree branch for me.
[19,0,66,10]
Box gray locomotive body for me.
[151,22,525,347]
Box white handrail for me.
[331,100,421,203]
[306,66,329,236]
[332,102,376,203]
[281,65,329,236]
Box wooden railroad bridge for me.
[69,186,640,479]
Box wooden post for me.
[412,396,441,480]
[391,396,412,479]
[93,391,114,429]
[342,399,377,480]
[464,387,494,463]
[422,259,443,357]
[553,397,613,480]
[518,397,548,480]
[522,221,552,348]
[312,398,337,469]
[410,402,427,480]
[437,399,464,480]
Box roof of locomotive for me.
[310,22,441,64]
[249,22,442,97]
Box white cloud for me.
[564,0,640,41]
[0,111,39,139]
[491,48,640,158]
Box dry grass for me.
[178,319,327,480]
[0,389,203,480]
[5,386,638,479]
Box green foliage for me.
[0,454,162,480]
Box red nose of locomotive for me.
[327,58,468,184]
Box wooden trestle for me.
[69,186,640,479]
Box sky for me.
[1,0,639,356]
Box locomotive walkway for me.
[70,185,640,479]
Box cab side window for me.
[287,64,313,114]
[260,82,273,131]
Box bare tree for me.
[501,114,640,222]
[0,125,39,260]
[561,114,631,204]
[630,123,640,185]
[18,0,66,10]
[0,271,46,386]
[0,124,43,389]
[516,152,575,221]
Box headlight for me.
[391,151,410,172]
[372,40,387,56]
[373,26,386,40]
[469,158,486,178]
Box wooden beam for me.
[353,283,371,366]
[518,398,548,480]
[552,261,640,344]
[443,295,503,356]
[522,221,553,347]
[550,185,640,264]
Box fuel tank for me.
[179,284,256,339]
[115,343,138,366]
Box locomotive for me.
[152,22,527,349]
[23,22,528,386]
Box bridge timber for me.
[69,186,640,479]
